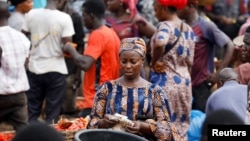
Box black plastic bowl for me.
[74,129,148,141]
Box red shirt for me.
[82,26,120,108]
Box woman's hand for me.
[126,121,153,136]
[125,121,141,134]
[98,114,119,129]
[206,72,219,87]
[153,61,166,73]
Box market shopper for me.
[59,0,85,117]
[22,0,75,124]
[63,0,121,117]
[8,0,33,31]
[205,68,247,121]
[0,1,30,130]
[177,0,234,112]
[149,0,195,140]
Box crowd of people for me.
[1,0,250,140]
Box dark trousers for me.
[26,71,66,124]
[0,92,28,130]
[192,81,212,112]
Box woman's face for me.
[106,0,121,12]
[240,33,250,63]
[153,1,165,21]
[120,50,144,79]
[19,0,33,13]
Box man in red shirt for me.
[64,0,120,117]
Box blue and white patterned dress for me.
[88,80,182,141]
[150,21,195,140]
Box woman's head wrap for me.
[157,0,187,9]
[120,0,138,18]
[119,37,146,57]
[9,0,26,6]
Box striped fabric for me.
[88,80,182,141]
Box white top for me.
[22,8,75,74]
[8,11,25,31]
[0,26,30,94]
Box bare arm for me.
[136,19,156,38]
[218,41,234,72]
[207,41,234,84]
[63,43,95,71]
[151,46,164,67]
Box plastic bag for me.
[187,110,206,141]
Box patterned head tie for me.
[119,37,146,57]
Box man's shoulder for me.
[52,10,71,19]
[1,26,23,35]
[209,88,225,99]
[91,26,118,37]
[197,16,218,31]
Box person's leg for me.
[44,72,66,124]
[61,74,77,115]
[7,92,28,130]
[0,92,28,130]
[192,81,212,112]
[26,71,44,122]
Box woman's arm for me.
[186,30,195,74]
[87,83,108,129]
[150,23,170,72]
[135,14,156,38]
[125,85,180,140]
[146,86,181,140]
[88,82,119,129]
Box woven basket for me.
[59,129,80,141]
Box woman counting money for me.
[87,37,182,141]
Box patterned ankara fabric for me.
[150,21,195,140]
[120,37,146,57]
[88,81,183,141]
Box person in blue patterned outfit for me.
[149,0,195,140]
[88,37,182,141]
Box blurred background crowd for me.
[1,0,250,141]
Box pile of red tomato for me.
[0,132,15,141]
[53,117,89,131]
